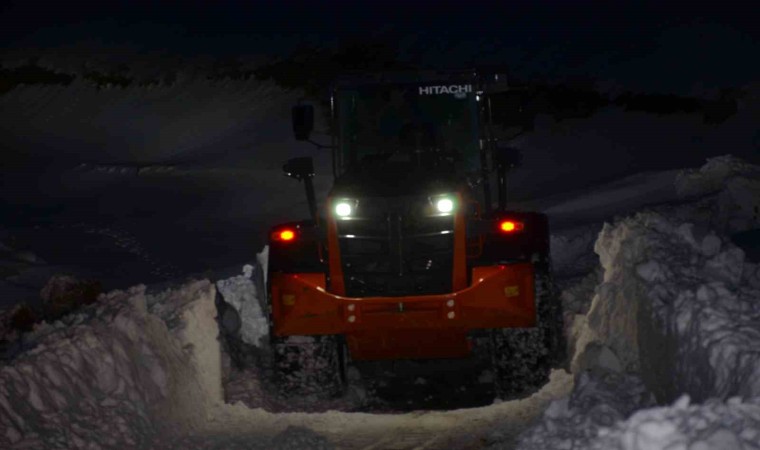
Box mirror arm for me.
[496,162,508,211]
[303,176,318,226]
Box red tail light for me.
[272,229,296,242]
[499,220,524,233]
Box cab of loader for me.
[333,78,480,176]
[275,71,541,293]
[288,70,529,212]
[267,70,565,400]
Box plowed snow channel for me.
[2,156,760,449]
[0,277,573,450]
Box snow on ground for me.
[514,374,760,450]
[0,156,759,449]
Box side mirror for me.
[283,156,314,181]
[292,104,314,141]
[493,145,522,169]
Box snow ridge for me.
[517,157,760,450]
[583,211,760,402]
[0,281,221,448]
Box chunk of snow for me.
[588,397,760,450]
[216,265,269,347]
[702,247,745,285]
[635,260,665,282]
[700,234,722,257]
[594,346,623,373]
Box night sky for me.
[2,1,758,93]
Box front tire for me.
[490,260,566,399]
[271,334,347,398]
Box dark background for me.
[2,0,758,92]
[0,0,758,294]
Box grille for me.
[337,196,454,296]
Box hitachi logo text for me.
[418,85,473,95]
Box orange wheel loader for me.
[266,70,565,399]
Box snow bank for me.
[574,211,760,402]
[516,373,760,450]
[591,395,760,450]
[567,156,760,401]
[539,210,760,448]
[0,280,222,448]
[0,273,351,448]
[517,157,760,450]
[512,371,655,449]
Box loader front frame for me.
[269,263,535,360]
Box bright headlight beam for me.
[335,202,353,217]
[436,198,454,213]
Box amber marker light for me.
[499,220,524,233]
[272,229,296,242]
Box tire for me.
[271,334,347,398]
[490,259,566,399]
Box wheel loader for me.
[266,70,565,399]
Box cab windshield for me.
[336,84,480,175]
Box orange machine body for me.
[270,263,535,360]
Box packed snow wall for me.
[569,156,760,402]
[517,212,760,449]
[0,280,223,448]
[590,212,760,401]
[515,157,760,449]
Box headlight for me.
[333,199,358,218]
[429,194,456,215]
[335,202,352,217]
[436,198,454,213]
